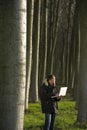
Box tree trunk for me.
[39,0,48,87]
[25,0,34,109]
[77,0,87,122]
[43,0,48,81]
[73,0,80,104]
[29,0,41,102]
[0,0,26,130]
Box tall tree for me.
[77,0,87,122]
[39,0,48,86]
[29,0,41,102]
[50,0,60,74]
[0,0,26,130]
[43,0,48,81]
[25,0,34,109]
[73,0,80,103]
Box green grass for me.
[24,99,87,130]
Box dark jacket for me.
[39,82,61,114]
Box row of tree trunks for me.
[0,0,26,130]
[25,0,47,104]
[47,0,76,86]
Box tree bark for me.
[0,0,26,130]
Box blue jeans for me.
[44,113,56,130]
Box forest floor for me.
[24,96,87,130]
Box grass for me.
[24,98,87,130]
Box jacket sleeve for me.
[53,96,61,101]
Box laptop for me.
[59,87,68,96]
[51,87,68,98]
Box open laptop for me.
[59,87,68,96]
[51,87,68,98]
